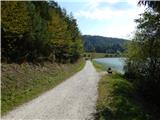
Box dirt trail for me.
[2,61,100,120]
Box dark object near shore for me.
[107,67,112,74]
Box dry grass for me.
[1,60,85,115]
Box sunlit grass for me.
[92,60,106,72]
[93,61,150,120]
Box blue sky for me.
[57,0,145,39]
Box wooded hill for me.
[82,35,129,53]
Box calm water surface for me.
[95,57,125,74]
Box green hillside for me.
[82,35,129,53]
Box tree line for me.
[125,1,160,110]
[1,1,83,64]
[82,35,128,53]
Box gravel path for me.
[2,61,100,120]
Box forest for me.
[1,1,83,64]
[125,1,160,114]
[1,1,85,115]
[82,35,128,53]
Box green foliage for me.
[1,1,83,63]
[1,1,31,35]
[82,35,129,53]
[125,3,160,112]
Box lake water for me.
[94,57,125,74]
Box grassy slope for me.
[93,61,150,120]
[1,60,85,115]
[92,60,106,71]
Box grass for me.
[92,60,106,72]
[1,59,85,115]
[84,52,123,59]
[93,61,150,120]
[92,52,106,58]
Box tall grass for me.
[93,61,150,120]
[1,60,85,115]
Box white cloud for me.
[74,0,145,39]
[75,0,145,21]
[76,8,138,21]
[102,22,136,39]
[76,7,113,20]
[81,18,136,39]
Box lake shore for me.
[94,57,125,74]
[92,61,151,120]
